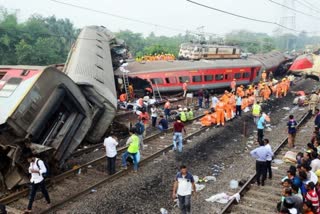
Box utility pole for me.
[274,0,296,51]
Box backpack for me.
[36,159,49,179]
[135,122,145,135]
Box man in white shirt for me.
[172,165,196,214]
[264,139,273,179]
[25,153,51,213]
[103,135,119,175]
[310,151,320,172]
[211,95,219,111]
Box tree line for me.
[1,8,320,66]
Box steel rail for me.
[219,111,311,214]
[0,114,203,206]
[39,127,208,213]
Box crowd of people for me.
[135,53,176,62]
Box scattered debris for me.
[90,189,97,193]
[273,159,284,165]
[195,184,205,192]
[204,176,216,182]
[229,180,239,189]
[87,165,93,168]
[160,208,168,214]
[282,151,297,163]
[282,107,290,110]
[205,192,241,203]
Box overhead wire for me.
[295,0,320,14]
[186,0,319,34]
[48,0,211,36]
[267,0,320,20]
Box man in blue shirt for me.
[158,115,168,132]
[250,141,273,186]
[287,115,297,148]
[257,113,266,143]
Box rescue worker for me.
[215,101,225,127]
[230,78,236,93]
[261,71,267,82]
[276,82,283,99]
[200,111,212,127]
[128,84,134,99]
[187,108,194,121]
[263,84,271,101]
[180,108,188,122]
[119,93,127,102]
[220,90,230,103]
[252,101,261,124]
[309,91,319,115]
[164,100,171,120]
[241,96,249,110]
[182,81,188,97]
[225,98,233,121]
[121,128,140,172]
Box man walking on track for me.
[287,115,297,148]
[250,141,273,186]
[172,165,196,214]
[25,153,51,213]
[173,117,186,152]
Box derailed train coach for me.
[0,26,119,190]
[0,66,93,189]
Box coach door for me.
[249,67,255,82]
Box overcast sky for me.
[1,0,319,37]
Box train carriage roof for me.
[115,58,261,75]
[249,51,286,70]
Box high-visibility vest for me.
[180,112,187,122]
[252,104,261,116]
[187,111,194,120]
[128,134,140,153]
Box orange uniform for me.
[164,101,171,109]
[230,80,236,91]
[200,112,212,126]
[241,98,249,110]
[263,85,271,100]
[119,93,127,102]
[139,112,150,124]
[225,101,233,121]
[216,102,225,126]
[276,84,282,98]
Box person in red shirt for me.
[230,79,236,93]
[182,81,188,97]
[139,110,150,137]
[173,117,186,152]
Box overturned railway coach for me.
[0,26,119,190]
[0,66,93,189]
[115,51,289,93]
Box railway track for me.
[0,113,205,212]
[220,111,312,214]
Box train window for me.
[243,72,250,78]
[0,77,22,97]
[233,48,236,54]
[96,65,104,71]
[96,45,103,50]
[234,73,242,79]
[21,70,30,76]
[215,74,224,81]
[0,72,6,80]
[179,76,190,83]
[204,75,213,81]
[96,54,104,59]
[96,39,102,43]
[192,75,202,82]
[225,74,231,80]
[150,78,164,84]
[165,77,177,84]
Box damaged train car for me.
[0,26,120,190]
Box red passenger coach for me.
[115,51,288,93]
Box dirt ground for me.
[54,79,318,214]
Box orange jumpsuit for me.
[230,80,236,91]
[263,86,271,100]
[248,96,255,105]
[220,92,229,103]
[128,85,134,98]
[120,93,127,102]
[276,84,282,98]
[282,81,289,96]
[225,101,233,121]
[210,112,217,124]
[200,114,212,126]
[216,102,225,126]
[241,98,249,110]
